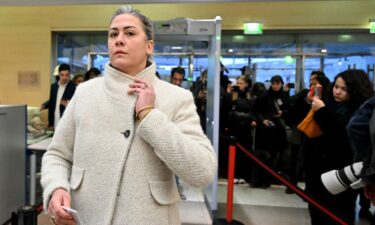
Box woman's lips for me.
[115,50,126,55]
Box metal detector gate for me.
[153,17,222,215]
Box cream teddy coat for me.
[41,63,217,225]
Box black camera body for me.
[232,85,240,92]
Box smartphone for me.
[62,206,82,225]
[314,86,321,97]
[309,86,322,98]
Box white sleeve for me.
[41,92,77,211]
[136,91,217,187]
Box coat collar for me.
[103,62,157,102]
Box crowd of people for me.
[210,68,374,225]
[166,62,375,224]
[43,62,375,225]
[39,6,375,225]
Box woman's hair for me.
[251,82,266,97]
[85,67,101,81]
[314,72,331,101]
[110,6,154,41]
[333,69,374,108]
[237,75,250,85]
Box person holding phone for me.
[41,6,217,225]
[251,75,290,188]
[305,70,373,225]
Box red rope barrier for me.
[226,144,236,222]
[235,142,348,225]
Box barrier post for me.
[213,136,244,225]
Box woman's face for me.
[237,78,248,92]
[333,76,350,102]
[108,14,154,76]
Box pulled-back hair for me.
[110,6,154,41]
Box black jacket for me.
[46,81,76,127]
[254,88,290,126]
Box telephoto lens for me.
[321,162,365,195]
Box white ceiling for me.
[0,0,340,6]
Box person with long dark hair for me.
[305,69,373,225]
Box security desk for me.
[27,137,52,205]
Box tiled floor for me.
[37,179,374,225]
[212,180,310,225]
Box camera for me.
[232,85,240,92]
[321,161,365,195]
[287,83,295,89]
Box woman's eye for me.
[109,32,118,38]
[126,31,135,36]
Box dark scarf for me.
[329,101,355,127]
[268,87,284,99]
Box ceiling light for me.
[171,46,182,50]
[228,49,234,53]
[284,56,294,64]
[243,21,263,35]
[338,34,353,42]
[321,49,327,53]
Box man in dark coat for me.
[43,63,76,129]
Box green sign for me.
[243,22,263,35]
[284,56,295,64]
[370,21,375,34]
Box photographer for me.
[193,70,208,132]
[346,96,375,219]
[224,75,256,184]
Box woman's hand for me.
[250,121,257,127]
[311,96,325,111]
[128,79,155,117]
[263,119,274,127]
[48,188,75,225]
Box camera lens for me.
[321,162,363,195]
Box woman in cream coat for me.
[41,6,217,225]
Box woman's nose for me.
[115,34,124,46]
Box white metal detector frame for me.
[153,17,222,214]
